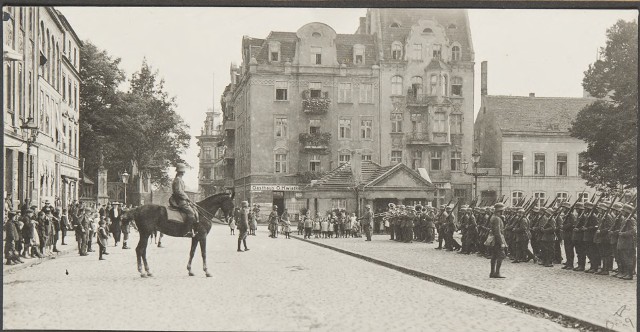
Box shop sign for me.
[250,184,301,191]
[295,192,303,199]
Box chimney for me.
[481,61,488,96]
[351,149,363,186]
[357,17,366,34]
[529,93,535,97]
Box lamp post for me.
[121,171,130,205]
[463,149,488,200]
[20,118,39,203]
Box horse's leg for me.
[141,234,152,277]
[136,232,146,278]
[200,236,212,277]
[187,237,198,276]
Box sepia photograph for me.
[2,4,638,331]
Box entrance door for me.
[272,191,285,216]
[17,152,24,203]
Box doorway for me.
[272,191,285,216]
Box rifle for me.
[436,197,454,219]
[546,196,558,209]
[587,193,605,219]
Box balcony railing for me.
[406,92,451,106]
[299,132,331,150]
[302,97,331,114]
[405,132,430,144]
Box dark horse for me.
[121,193,235,278]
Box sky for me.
[58,7,638,191]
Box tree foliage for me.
[570,20,638,190]
[80,42,191,187]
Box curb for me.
[3,244,76,275]
[291,235,614,332]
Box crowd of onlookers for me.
[3,195,137,265]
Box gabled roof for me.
[307,161,433,190]
[482,95,597,134]
[426,58,448,71]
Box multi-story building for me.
[3,6,81,208]
[361,8,476,206]
[221,22,381,215]
[474,62,597,206]
[196,107,224,197]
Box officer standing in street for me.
[489,203,507,278]
[616,204,636,280]
[572,202,587,271]
[268,205,279,238]
[237,201,250,252]
[363,204,373,241]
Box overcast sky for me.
[58,7,637,190]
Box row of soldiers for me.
[382,194,637,280]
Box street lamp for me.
[20,118,39,203]
[464,149,488,200]
[121,170,130,205]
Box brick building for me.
[4,6,82,208]
[474,63,598,206]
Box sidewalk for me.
[293,233,636,332]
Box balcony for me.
[406,92,450,106]
[223,119,235,132]
[405,132,430,145]
[302,90,331,114]
[299,132,331,151]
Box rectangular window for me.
[450,151,461,171]
[412,44,422,60]
[309,82,322,98]
[450,114,462,134]
[433,112,446,133]
[62,76,66,101]
[433,44,442,59]
[512,191,524,206]
[359,83,373,103]
[391,151,402,164]
[534,192,546,207]
[275,153,287,173]
[556,192,569,206]
[452,77,463,96]
[430,151,442,171]
[310,155,321,172]
[454,189,467,199]
[275,117,288,138]
[339,154,351,164]
[361,154,372,161]
[309,119,321,134]
[577,192,589,203]
[339,119,351,139]
[557,153,567,176]
[391,113,403,133]
[311,47,322,65]
[435,189,446,207]
[354,47,364,64]
[512,153,523,176]
[360,119,372,139]
[411,151,422,170]
[275,81,288,101]
[331,198,347,210]
[430,74,438,95]
[534,153,545,176]
[338,83,352,103]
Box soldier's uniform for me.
[459,206,469,253]
[540,207,556,267]
[553,208,564,264]
[435,206,446,249]
[504,208,516,259]
[583,202,600,273]
[530,207,542,261]
[561,202,577,269]
[616,204,636,280]
[425,208,436,243]
[445,206,459,251]
[595,202,615,275]
[572,203,587,271]
[608,203,625,277]
[489,203,507,278]
[512,208,531,263]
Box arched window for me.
[422,28,433,34]
[441,74,448,96]
[391,41,403,60]
[391,75,403,95]
[390,22,400,28]
[410,76,423,96]
[451,46,461,61]
[312,32,321,38]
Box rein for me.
[193,202,228,225]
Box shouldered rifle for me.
[587,193,605,218]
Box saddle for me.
[166,206,189,223]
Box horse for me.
[121,192,235,278]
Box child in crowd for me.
[283,215,291,239]
[297,215,304,235]
[97,219,109,260]
[347,213,356,238]
[303,211,313,239]
[312,216,321,239]
[229,216,236,235]
[320,216,329,239]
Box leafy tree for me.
[570,20,638,190]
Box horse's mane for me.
[198,192,232,206]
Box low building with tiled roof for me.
[474,63,597,206]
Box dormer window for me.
[311,47,322,65]
[391,41,403,60]
[353,44,365,65]
[451,45,461,61]
[423,28,433,34]
[312,32,321,38]
[269,42,280,62]
[390,22,400,28]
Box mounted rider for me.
[169,163,199,237]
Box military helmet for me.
[517,208,525,213]
[574,202,585,210]
[494,203,506,212]
[543,207,554,215]
[175,163,187,172]
[415,205,422,211]
[622,204,634,214]
[597,201,609,210]
[532,206,540,213]
[584,201,594,209]
[612,202,623,212]
[241,201,249,207]
[561,202,571,209]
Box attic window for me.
[269,42,280,62]
[312,32,321,38]
[353,44,365,65]
[423,28,433,34]
[390,22,400,28]
[448,24,457,29]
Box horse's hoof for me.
[205,272,213,278]
[188,272,195,276]
[146,272,153,277]
[141,273,148,278]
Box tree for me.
[570,20,638,190]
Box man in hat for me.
[362,205,373,241]
[445,204,460,251]
[459,206,469,253]
[435,205,446,249]
[608,202,625,277]
[109,202,123,247]
[268,205,279,238]
[40,200,54,216]
[169,163,199,237]
[512,208,529,263]
[583,201,602,273]
[72,203,89,256]
[539,207,556,267]
[595,201,615,275]
[237,201,250,252]
[616,204,636,280]
[572,202,587,271]
[4,210,24,265]
[560,202,577,269]
[489,203,507,278]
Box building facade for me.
[474,64,597,206]
[196,108,224,197]
[361,9,475,206]
[4,6,82,208]
[215,9,476,213]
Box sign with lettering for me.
[250,184,301,192]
